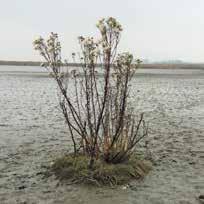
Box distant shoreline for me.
[1,60,204,69]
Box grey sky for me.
[1,0,204,62]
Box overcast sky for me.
[1,0,204,62]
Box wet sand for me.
[0,67,204,204]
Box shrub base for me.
[51,153,152,186]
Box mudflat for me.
[0,67,203,204]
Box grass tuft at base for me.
[51,153,152,186]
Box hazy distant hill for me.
[0,60,204,69]
[0,60,42,66]
[0,61,80,67]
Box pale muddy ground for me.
[0,66,204,204]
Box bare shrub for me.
[33,17,148,168]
